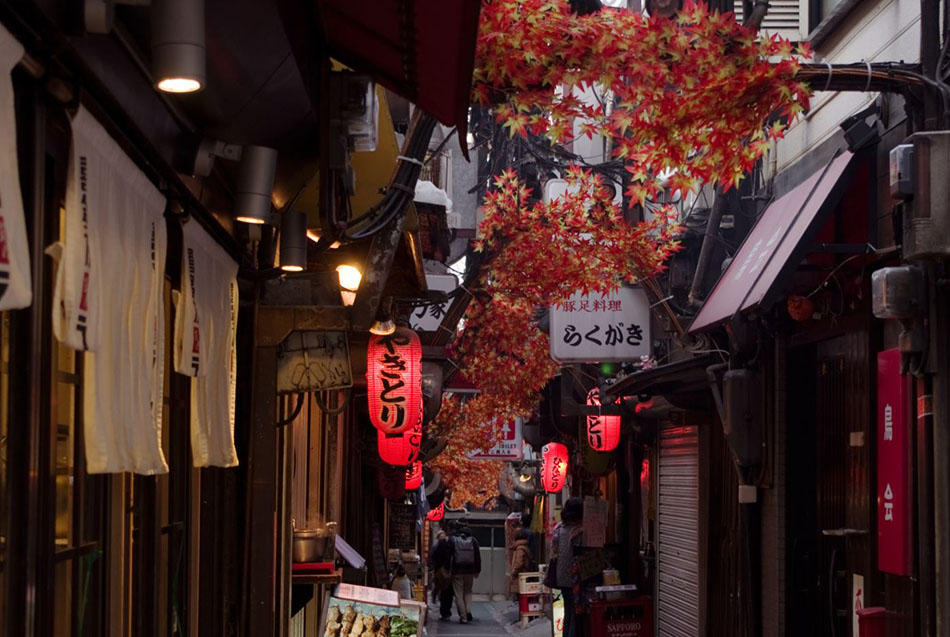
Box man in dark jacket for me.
[450,526,481,623]
[429,530,455,620]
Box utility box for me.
[903,131,950,260]
[723,369,763,467]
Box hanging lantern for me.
[377,407,423,466]
[586,388,621,452]
[427,501,445,521]
[366,327,422,434]
[377,465,406,500]
[405,461,423,491]
[541,442,569,493]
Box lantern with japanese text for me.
[427,501,445,521]
[405,461,423,491]
[377,407,422,466]
[586,388,621,452]
[366,327,422,434]
[541,442,569,493]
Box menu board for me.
[389,503,417,550]
[583,497,608,548]
[319,587,423,637]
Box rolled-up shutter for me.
[657,421,700,637]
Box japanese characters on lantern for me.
[427,501,445,521]
[586,387,621,452]
[377,407,422,466]
[366,327,422,434]
[541,442,568,493]
[405,461,423,491]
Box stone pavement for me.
[425,600,552,637]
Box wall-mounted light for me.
[234,145,278,224]
[306,230,341,249]
[152,0,205,93]
[279,210,307,272]
[336,264,362,306]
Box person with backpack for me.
[450,525,481,623]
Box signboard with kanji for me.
[467,418,524,461]
[876,349,912,576]
[409,273,457,332]
[550,287,651,363]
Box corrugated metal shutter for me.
[657,422,700,637]
[734,0,806,41]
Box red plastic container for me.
[519,593,542,614]
[588,596,653,637]
[856,607,894,637]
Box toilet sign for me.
[877,349,911,576]
[468,418,524,461]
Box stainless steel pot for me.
[292,530,328,563]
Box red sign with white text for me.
[877,349,912,576]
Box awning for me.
[689,150,859,332]
[317,0,481,137]
[334,535,367,570]
[604,354,715,400]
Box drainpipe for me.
[688,188,726,307]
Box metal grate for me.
[735,0,804,39]
[657,422,701,637]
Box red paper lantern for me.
[405,461,423,491]
[377,407,422,466]
[541,442,569,493]
[378,465,406,500]
[366,327,422,433]
[586,388,621,452]
[427,501,445,521]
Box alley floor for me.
[426,600,552,637]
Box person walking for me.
[390,563,413,600]
[509,529,535,598]
[553,497,585,637]
[450,525,481,624]
[429,530,455,621]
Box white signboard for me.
[468,418,524,461]
[409,273,458,332]
[550,287,651,363]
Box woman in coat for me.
[552,497,584,637]
[509,529,535,596]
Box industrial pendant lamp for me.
[369,298,396,335]
[336,265,362,306]
[152,0,206,93]
[234,146,278,224]
[279,210,307,272]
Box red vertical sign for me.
[877,349,912,576]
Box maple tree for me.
[429,0,811,507]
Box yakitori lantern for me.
[586,388,621,452]
[366,327,422,434]
[405,461,423,491]
[427,501,445,521]
[377,407,422,466]
[541,442,569,493]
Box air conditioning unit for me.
[901,131,950,260]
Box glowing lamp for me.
[405,461,423,491]
[377,410,422,466]
[366,327,422,433]
[541,442,569,493]
[586,388,621,452]
[427,501,445,521]
[336,264,362,305]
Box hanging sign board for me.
[550,287,651,363]
[468,418,524,461]
[410,273,458,332]
[876,349,912,576]
[276,331,352,394]
[388,503,417,550]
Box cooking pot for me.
[292,529,328,563]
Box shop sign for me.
[877,349,912,576]
[388,503,417,551]
[550,287,651,363]
[409,274,457,332]
[468,418,523,460]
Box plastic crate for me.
[518,572,542,595]
[519,594,542,613]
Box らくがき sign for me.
[550,287,651,363]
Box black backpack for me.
[453,535,476,567]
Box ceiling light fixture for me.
[336,264,362,306]
[234,145,278,224]
[369,298,396,335]
[152,0,206,94]
[279,210,307,272]
[306,229,341,249]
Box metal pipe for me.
[932,281,950,635]
[688,187,726,307]
[917,377,937,637]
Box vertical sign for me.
[876,349,912,576]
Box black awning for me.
[604,354,716,400]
